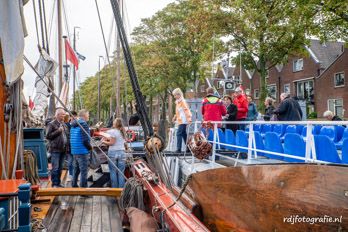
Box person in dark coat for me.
[246,96,258,121]
[264,97,275,121]
[274,93,303,121]
[46,108,70,188]
[223,95,238,133]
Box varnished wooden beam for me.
[36,188,123,197]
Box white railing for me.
[182,120,348,168]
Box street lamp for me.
[98,55,104,122]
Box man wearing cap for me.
[201,87,227,127]
[233,87,249,130]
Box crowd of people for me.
[173,86,304,152]
[46,108,126,190]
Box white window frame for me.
[334,72,345,88]
[284,83,290,94]
[254,89,260,99]
[327,98,344,117]
[293,58,304,72]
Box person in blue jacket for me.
[70,109,92,188]
[246,96,258,121]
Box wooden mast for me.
[57,0,63,96]
[0,46,18,179]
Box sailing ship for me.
[0,0,347,232]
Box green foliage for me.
[307,111,318,119]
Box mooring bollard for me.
[17,183,31,232]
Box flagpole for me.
[73,26,80,111]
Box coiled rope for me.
[119,177,145,212]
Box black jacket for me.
[46,119,70,153]
[264,105,275,121]
[274,97,303,121]
[225,103,238,131]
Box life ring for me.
[125,129,136,142]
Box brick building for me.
[315,48,348,118]
[237,39,344,116]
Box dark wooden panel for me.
[189,164,348,232]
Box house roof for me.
[317,47,347,79]
[307,39,344,69]
[215,67,235,79]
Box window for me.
[254,89,259,99]
[296,80,314,103]
[217,81,224,89]
[334,72,345,87]
[200,85,205,93]
[267,84,277,100]
[328,99,343,118]
[284,84,290,94]
[293,58,303,72]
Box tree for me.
[203,0,314,110]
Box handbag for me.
[89,150,101,169]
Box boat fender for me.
[188,132,212,160]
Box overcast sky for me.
[23,0,175,101]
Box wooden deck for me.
[42,195,122,232]
[32,171,123,231]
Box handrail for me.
[184,120,347,169]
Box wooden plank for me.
[108,198,123,232]
[57,196,78,232]
[80,225,91,232]
[101,196,111,232]
[42,197,60,227]
[81,196,93,226]
[37,187,122,197]
[69,197,86,232]
[91,196,102,232]
[47,197,73,232]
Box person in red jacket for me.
[233,87,248,130]
[201,87,227,127]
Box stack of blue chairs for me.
[335,128,348,149]
[342,139,348,164]
[236,130,248,153]
[264,132,284,160]
[314,135,341,163]
[225,129,236,151]
[283,134,306,162]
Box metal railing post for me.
[305,124,313,162]
[247,122,254,163]
[212,123,218,163]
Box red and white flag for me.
[65,40,79,70]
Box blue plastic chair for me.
[264,132,284,160]
[314,135,341,163]
[342,139,348,164]
[320,126,336,142]
[283,133,306,162]
[301,126,307,138]
[281,125,297,141]
[313,125,322,135]
[236,130,248,153]
[335,126,345,142]
[335,128,348,149]
[273,124,286,137]
[261,124,273,137]
[217,128,225,149]
[225,129,236,151]
[296,125,304,134]
[253,131,265,156]
[253,124,262,132]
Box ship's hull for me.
[188,164,348,231]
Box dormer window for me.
[293,58,303,72]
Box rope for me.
[119,177,145,211]
[95,0,111,64]
[31,218,46,231]
[41,0,50,54]
[23,55,128,181]
[165,174,192,211]
[37,0,46,50]
[32,0,40,46]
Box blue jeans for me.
[51,152,65,186]
[67,153,74,176]
[176,124,187,151]
[72,154,89,188]
[108,150,126,188]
